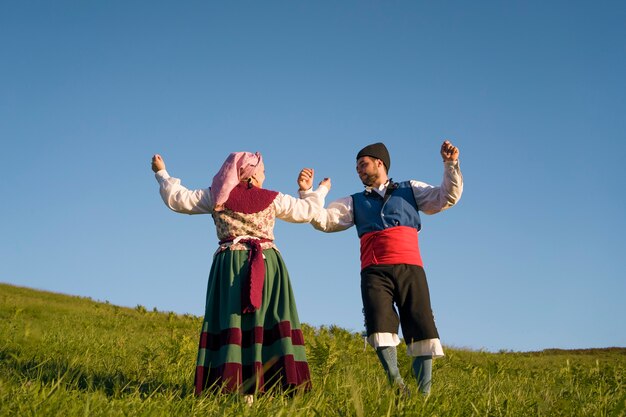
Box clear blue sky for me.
[2,1,625,353]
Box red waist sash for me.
[359,226,422,270]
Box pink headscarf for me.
[210,151,263,210]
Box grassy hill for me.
[1,282,624,416]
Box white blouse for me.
[154,170,329,223]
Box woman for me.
[150,152,330,398]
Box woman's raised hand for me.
[151,154,166,173]
[297,168,314,191]
[298,168,330,191]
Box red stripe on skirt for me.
[194,355,311,395]
[199,322,305,350]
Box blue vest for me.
[351,181,421,238]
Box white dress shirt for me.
[310,160,463,232]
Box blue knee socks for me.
[376,347,433,394]
[375,346,405,386]
[412,355,433,394]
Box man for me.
[307,140,463,395]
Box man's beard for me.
[360,171,380,187]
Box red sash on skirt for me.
[219,237,272,313]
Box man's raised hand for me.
[440,140,459,162]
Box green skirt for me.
[194,248,311,395]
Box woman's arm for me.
[274,184,330,223]
[309,196,355,232]
[152,154,213,214]
[274,168,331,223]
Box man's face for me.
[356,156,382,187]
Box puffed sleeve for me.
[412,160,463,215]
[309,196,355,233]
[274,185,330,223]
[154,170,213,214]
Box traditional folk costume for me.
[154,152,328,396]
[309,143,463,394]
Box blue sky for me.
[1,1,625,353]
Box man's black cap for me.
[356,142,390,172]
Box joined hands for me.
[298,168,331,191]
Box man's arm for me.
[412,140,463,215]
[440,140,459,163]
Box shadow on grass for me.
[0,346,194,398]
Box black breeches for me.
[360,264,439,343]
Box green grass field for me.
[1,282,624,416]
